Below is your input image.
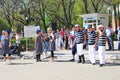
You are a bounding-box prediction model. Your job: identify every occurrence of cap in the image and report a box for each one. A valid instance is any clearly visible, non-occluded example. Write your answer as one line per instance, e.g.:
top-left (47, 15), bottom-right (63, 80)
top-left (97, 25), bottom-right (103, 29)
top-left (36, 29), bottom-right (41, 34)
top-left (74, 24), bottom-right (79, 27)
top-left (5, 30), bottom-right (10, 34)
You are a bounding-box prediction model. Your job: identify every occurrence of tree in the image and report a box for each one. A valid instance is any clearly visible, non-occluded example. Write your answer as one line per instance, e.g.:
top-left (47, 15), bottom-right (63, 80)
top-left (0, 19), bottom-right (10, 33)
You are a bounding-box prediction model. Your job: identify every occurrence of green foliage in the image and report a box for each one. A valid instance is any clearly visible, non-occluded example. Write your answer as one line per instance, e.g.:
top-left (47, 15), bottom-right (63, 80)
top-left (0, 19), bottom-right (10, 33)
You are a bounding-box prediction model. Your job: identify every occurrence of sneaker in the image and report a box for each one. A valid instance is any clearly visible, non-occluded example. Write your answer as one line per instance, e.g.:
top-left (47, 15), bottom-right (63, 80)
top-left (8, 60), bottom-right (11, 65)
top-left (4, 61), bottom-right (7, 65)
top-left (77, 60), bottom-right (81, 63)
top-left (69, 59), bottom-right (75, 62)
top-left (92, 63), bottom-right (96, 65)
top-left (99, 64), bottom-right (105, 67)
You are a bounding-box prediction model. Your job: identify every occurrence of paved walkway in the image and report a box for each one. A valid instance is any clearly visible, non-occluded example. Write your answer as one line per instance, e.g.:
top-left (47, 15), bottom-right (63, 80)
top-left (0, 49), bottom-right (120, 80)
top-left (0, 41), bottom-right (120, 80)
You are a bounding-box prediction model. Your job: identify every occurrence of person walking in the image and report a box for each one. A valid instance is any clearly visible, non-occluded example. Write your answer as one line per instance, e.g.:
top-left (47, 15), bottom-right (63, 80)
top-left (34, 30), bottom-right (43, 62)
top-left (97, 25), bottom-right (106, 67)
top-left (87, 25), bottom-right (98, 65)
top-left (47, 28), bottom-right (55, 62)
top-left (1, 30), bottom-right (11, 65)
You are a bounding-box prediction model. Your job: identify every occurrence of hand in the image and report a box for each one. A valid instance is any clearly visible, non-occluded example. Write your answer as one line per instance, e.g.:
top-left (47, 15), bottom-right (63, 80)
top-left (83, 41), bottom-right (86, 45)
top-left (93, 44), bottom-right (96, 48)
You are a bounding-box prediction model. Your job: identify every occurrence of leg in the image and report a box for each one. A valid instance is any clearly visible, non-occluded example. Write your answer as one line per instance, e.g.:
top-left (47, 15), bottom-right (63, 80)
top-left (81, 54), bottom-right (85, 64)
top-left (51, 51), bottom-right (54, 61)
top-left (99, 46), bottom-right (105, 67)
top-left (3, 54), bottom-right (6, 62)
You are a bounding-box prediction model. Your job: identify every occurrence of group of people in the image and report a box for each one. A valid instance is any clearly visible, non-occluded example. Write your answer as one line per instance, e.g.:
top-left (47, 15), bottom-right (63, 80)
top-left (0, 24), bottom-right (120, 67)
top-left (69, 24), bottom-right (106, 67)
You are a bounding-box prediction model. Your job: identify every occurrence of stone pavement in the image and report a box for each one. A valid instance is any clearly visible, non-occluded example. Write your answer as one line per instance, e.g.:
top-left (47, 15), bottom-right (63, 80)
top-left (0, 41), bottom-right (120, 80)
top-left (0, 49), bottom-right (120, 80)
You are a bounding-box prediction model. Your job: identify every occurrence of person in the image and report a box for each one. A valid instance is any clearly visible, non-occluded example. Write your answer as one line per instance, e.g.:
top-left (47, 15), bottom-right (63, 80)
top-left (34, 30), bottom-right (43, 62)
top-left (69, 26), bottom-right (77, 62)
top-left (47, 28), bottom-right (55, 62)
top-left (74, 24), bottom-right (86, 64)
top-left (106, 26), bottom-right (114, 50)
top-left (64, 28), bottom-right (69, 50)
top-left (97, 25), bottom-right (106, 67)
top-left (87, 25), bottom-right (98, 65)
top-left (15, 32), bottom-right (22, 56)
top-left (43, 34), bottom-right (49, 55)
top-left (1, 30), bottom-right (11, 65)
top-left (118, 26), bottom-right (120, 50)
top-left (61, 28), bottom-right (65, 43)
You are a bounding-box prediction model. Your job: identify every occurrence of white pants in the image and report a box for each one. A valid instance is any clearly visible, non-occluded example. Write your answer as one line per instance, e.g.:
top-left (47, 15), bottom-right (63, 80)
top-left (77, 44), bottom-right (84, 56)
top-left (88, 45), bottom-right (96, 64)
top-left (98, 46), bottom-right (105, 64)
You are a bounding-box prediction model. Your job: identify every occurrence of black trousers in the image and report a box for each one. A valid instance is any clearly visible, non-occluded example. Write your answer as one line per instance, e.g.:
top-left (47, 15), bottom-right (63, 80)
top-left (51, 51), bottom-right (54, 58)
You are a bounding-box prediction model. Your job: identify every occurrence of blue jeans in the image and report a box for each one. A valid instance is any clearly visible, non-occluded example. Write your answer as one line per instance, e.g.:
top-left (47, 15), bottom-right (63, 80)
top-left (44, 41), bottom-right (49, 52)
top-left (107, 36), bottom-right (114, 50)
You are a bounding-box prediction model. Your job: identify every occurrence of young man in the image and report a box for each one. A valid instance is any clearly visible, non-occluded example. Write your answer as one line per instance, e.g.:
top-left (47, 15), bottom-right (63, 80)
top-left (87, 25), bottom-right (98, 65)
top-left (75, 24), bottom-right (86, 63)
top-left (97, 25), bottom-right (106, 67)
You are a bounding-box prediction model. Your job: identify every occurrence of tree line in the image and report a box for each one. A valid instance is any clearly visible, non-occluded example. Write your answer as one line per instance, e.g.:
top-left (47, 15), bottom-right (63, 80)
top-left (0, 0), bottom-right (120, 32)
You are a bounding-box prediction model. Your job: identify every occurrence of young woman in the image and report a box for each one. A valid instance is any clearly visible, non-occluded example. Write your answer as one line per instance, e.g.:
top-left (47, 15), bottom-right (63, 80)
top-left (1, 30), bottom-right (11, 65)
top-left (47, 28), bottom-right (55, 62)
top-left (34, 30), bottom-right (43, 62)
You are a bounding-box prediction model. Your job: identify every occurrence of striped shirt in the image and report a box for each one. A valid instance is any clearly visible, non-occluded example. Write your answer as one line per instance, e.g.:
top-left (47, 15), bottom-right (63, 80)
top-left (74, 30), bottom-right (84, 44)
top-left (88, 31), bottom-right (97, 45)
top-left (98, 31), bottom-right (106, 46)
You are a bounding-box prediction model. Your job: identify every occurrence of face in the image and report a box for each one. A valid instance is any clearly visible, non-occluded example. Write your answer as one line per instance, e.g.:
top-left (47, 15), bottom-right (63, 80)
top-left (5, 31), bottom-right (8, 36)
top-left (47, 29), bottom-right (52, 34)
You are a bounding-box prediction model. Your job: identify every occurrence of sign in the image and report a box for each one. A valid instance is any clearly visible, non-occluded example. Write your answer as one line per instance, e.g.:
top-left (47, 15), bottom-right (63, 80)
top-left (24, 26), bottom-right (40, 38)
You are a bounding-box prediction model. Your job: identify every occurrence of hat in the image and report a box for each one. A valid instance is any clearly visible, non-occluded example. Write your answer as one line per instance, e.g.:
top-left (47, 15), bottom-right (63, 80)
top-left (36, 29), bottom-right (41, 34)
top-left (74, 24), bottom-right (79, 27)
top-left (5, 30), bottom-right (10, 34)
top-left (97, 25), bottom-right (103, 29)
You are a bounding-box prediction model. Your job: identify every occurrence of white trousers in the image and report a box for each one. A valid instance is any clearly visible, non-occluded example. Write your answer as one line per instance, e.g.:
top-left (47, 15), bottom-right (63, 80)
top-left (77, 44), bottom-right (84, 56)
top-left (88, 45), bottom-right (96, 63)
top-left (98, 46), bottom-right (105, 64)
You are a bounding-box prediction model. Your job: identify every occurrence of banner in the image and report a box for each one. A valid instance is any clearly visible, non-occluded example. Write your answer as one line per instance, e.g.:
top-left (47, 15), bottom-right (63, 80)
top-left (24, 26), bottom-right (40, 38)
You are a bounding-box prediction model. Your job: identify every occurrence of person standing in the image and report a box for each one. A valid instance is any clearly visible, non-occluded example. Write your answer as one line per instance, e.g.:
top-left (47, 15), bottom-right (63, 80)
top-left (34, 30), bottom-right (43, 62)
top-left (97, 25), bottom-right (106, 67)
top-left (1, 30), bottom-right (11, 65)
top-left (118, 26), bottom-right (120, 50)
top-left (47, 28), bottom-right (55, 62)
top-left (106, 26), bottom-right (114, 50)
top-left (87, 25), bottom-right (98, 65)
top-left (74, 24), bottom-right (86, 63)
top-left (64, 28), bottom-right (69, 50)
top-left (16, 32), bottom-right (22, 56)
top-left (69, 26), bottom-right (77, 62)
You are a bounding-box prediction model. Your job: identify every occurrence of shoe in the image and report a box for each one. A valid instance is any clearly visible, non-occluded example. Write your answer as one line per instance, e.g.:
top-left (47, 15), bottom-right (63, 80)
top-left (69, 59), bottom-right (75, 62)
top-left (92, 63), bottom-right (96, 65)
top-left (77, 60), bottom-right (81, 63)
top-left (99, 64), bottom-right (105, 67)
top-left (8, 60), bottom-right (11, 65)
top-left (4, 61), bottom-right (7, 65)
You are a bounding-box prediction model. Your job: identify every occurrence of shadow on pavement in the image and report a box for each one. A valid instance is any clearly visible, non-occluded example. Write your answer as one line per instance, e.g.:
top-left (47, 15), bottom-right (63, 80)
top-left (10, 63), bottom-right (33, 65)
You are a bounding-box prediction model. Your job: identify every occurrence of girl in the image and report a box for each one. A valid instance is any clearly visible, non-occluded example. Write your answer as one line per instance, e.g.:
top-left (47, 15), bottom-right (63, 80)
top-left (47, 28), bottom-right (55, 62)
top-left (34, 30), bottom-right (43, 62)
top-left (1, 30), bottom-right (11, 65)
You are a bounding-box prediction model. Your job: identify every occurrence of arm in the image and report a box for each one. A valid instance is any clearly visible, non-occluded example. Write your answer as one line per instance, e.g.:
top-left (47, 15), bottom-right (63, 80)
top-left (34, 36), bottom-right (37, 49)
